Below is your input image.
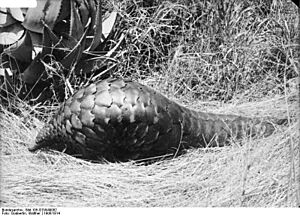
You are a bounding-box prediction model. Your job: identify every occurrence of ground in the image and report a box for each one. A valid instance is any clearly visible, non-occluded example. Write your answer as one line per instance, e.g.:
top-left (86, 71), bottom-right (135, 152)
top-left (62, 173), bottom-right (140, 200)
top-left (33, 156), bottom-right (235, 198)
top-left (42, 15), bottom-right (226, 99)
top-left (0, 81), bottom-right (299, 207)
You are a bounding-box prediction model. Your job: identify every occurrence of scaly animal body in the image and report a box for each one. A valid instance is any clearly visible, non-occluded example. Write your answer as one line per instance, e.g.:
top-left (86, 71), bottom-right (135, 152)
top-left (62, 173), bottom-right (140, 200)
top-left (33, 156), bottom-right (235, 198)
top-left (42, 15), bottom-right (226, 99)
top-left (29, 78), bottom-right (275, 162)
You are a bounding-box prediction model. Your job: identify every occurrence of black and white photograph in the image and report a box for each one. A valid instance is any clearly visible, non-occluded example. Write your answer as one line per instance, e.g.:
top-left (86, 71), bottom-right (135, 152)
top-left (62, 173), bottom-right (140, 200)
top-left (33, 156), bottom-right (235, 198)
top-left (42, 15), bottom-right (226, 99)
top-left (0, 0), bottom-right (299, 210)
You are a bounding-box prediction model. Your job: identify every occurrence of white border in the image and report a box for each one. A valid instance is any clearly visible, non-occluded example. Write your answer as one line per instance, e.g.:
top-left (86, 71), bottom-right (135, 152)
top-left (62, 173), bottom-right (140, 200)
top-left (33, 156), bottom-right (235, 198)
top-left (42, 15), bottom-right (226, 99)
top-left (0, 0), bottom-right (37, 8)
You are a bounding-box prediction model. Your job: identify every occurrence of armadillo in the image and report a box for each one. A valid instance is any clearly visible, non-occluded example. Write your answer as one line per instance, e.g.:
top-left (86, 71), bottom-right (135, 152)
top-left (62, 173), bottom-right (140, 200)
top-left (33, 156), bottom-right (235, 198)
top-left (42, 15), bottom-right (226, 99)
top-left (28, 78), bottom-right (276, 162)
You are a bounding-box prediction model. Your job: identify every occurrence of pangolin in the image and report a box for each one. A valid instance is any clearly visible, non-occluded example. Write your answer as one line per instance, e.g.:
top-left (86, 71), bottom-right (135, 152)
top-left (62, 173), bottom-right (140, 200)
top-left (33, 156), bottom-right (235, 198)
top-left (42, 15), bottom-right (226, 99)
top-left (28, 78), bottom-right (277, 162)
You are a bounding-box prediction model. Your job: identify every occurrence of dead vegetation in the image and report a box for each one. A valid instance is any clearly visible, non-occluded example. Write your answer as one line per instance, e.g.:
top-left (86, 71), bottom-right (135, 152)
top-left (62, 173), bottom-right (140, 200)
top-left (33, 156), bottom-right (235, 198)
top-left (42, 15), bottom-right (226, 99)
top-left (0, 83), bottom-right (299, 207)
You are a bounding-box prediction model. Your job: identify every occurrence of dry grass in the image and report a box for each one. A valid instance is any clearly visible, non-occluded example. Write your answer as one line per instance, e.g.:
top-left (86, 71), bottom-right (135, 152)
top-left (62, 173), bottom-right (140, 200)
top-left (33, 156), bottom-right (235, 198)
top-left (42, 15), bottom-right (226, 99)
top-left (0, 86), bottom-right (299, 207)
top-left (114, 0), bottom-right (299, 102)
